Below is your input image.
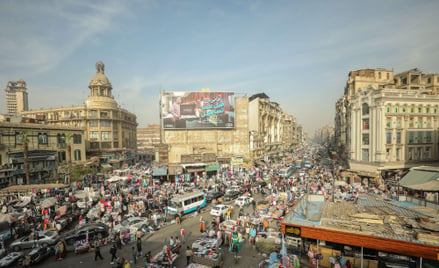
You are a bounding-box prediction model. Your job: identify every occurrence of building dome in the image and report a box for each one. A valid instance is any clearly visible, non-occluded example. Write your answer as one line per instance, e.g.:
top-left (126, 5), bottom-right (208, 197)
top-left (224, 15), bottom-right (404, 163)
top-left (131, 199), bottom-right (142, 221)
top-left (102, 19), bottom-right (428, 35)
top-left (89, 61), bottom-right (112, 88)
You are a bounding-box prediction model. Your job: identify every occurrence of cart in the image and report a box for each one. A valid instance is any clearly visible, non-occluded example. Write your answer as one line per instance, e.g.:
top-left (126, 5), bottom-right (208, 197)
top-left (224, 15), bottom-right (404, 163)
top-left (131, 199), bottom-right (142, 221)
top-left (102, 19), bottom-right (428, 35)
top-left (192, 249), bottom-right (224, 268)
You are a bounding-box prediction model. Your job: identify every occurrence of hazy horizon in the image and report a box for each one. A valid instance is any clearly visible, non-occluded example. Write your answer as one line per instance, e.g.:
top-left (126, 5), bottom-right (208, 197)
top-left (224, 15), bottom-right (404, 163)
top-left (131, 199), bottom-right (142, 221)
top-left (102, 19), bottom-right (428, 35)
top-left (1, 0), bottom-right (439, 134)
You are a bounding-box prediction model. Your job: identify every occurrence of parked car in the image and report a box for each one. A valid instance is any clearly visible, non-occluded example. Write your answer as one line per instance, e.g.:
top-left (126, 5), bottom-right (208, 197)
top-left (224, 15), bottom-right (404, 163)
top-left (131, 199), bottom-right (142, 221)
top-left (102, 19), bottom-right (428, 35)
top-left (27, 247), bottom-right (52, 265)
top-left (235, 196), bottom-right (254, 207)
top-left (206, 192), bottom-right (224, 203)
top-left (0, 252), bottom-right (23, 267)
top-left (64, 223), bottom-right (109, 245)
top-left (10, 231), bottom-right (59, 251)
top-left (210, 204), bottom-right (233, 217)
top-left (113, 217), bottom-right (150, 234)
top-left (223, 191), bottom-right (240, 201)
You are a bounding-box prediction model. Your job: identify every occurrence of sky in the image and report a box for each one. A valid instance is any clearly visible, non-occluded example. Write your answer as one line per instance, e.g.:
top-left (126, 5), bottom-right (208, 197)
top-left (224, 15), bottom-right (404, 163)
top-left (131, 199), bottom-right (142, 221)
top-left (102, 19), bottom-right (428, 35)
top-left (1, 0), bottom-right (439, 134)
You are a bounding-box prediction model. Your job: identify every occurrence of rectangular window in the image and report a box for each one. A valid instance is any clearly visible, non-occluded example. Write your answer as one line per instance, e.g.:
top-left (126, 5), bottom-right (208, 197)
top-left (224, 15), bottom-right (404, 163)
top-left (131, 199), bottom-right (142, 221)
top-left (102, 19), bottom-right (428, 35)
top-left (418, 107), bottom-right (422, 113)
top-left (418, 119), bottom-right (423, 128)
top-left (101, 131), bottom-right (111, 141)
top-left (100, 120), bottom-right (111, 127)
top-left (89, 110), bottom-right (98, 118)
top-left (88, 120), bottom-right (98, 127)
top-left (417, 131), bottom-right (423, 144)
top-left (100, 111), bottom-right (110, 118)
top-left (386, 148), bottom-right (390, 160)
top-left (426, 117), bottom-right (432, 128)
top-left (396, 148), bottom-right (401, 161)
top-left (396, 132), bottom-right (401, 144)
top-left (408, 132), bottom-right (414, 144)
top-left (73, 134), bottom-right (82, 144)
top-left (408, 148), bottom-right (414, 160)
top-left (409, 117), bottom-right (414, 128)
top-left (386, 132), bottom-right (392, 144)
top-left (386, 117), bottom-right (392, 128)
top-left (362, 119), bottom-right (369, 130)
top-left (15, 132), bottom-right (23, 145)
top-left (90, 131), bottom-right (99, 140)
top-left (362, 149), bottom-right (369, 161)
top-left (362, 134), bottom-right (369, 145)
top-left (425, 147), bottom-right (431, 159)
top-left (402, 107), bottom-right (406, 113)
top-left (38, 133), bottom-right (48, 144)
top-left (396, 117), bottom-right (402, 128)
top-left (426, 132), bottom-right (432, 143)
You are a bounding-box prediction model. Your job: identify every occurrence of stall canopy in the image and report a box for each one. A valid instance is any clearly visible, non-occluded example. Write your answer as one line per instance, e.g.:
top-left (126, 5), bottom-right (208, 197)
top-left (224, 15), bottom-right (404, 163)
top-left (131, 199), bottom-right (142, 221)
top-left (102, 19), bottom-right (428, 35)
top-left (152, 168), bottom-right (168, 176)
top-left (205, 163), bottom-right (220, 172)
top-left (399, 166), bottom-right (439, 192)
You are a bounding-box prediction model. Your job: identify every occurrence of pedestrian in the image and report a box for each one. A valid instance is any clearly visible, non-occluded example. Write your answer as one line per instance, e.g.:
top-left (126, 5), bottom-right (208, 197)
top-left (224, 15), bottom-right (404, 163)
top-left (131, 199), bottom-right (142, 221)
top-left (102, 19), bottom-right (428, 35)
top-left (110, 243), bottom-right (118, 264)
top-left (131, 246), bottom-right (137, 264)
top-left (180, 227), bottom-right (186, 243)
top-left (94, 240), bottom-right (104, 261)
top-left (199, 220), bottom-right (205, 233)
top-left (176, 215), bottom-right (181, 225)
top-left (185, 246), bottom-right (193, 265)
top-left (136, 237), bottom-right (142, 257)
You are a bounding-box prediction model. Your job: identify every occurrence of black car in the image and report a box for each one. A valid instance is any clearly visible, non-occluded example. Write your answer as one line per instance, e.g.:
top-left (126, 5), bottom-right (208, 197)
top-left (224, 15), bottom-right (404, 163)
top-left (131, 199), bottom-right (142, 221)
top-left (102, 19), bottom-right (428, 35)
top-left (206, 192), bottom-right (224, 203)
top-left (64, 223), bottom-right (109, 245)
top-left (223, 191), bottom-right (240, 201)
top-left (27, 247), bottom-right (52, 265)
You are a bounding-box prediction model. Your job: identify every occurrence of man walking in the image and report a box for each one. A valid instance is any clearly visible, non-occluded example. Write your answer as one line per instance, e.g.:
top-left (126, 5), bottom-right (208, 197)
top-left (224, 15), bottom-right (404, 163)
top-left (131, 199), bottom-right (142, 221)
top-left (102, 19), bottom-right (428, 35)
top-left (94, 240), bottom-right (103, 261)
top-left (110, 243), bottom-right (118, 264)
top-left (185, 246), bottom-right (193, 265)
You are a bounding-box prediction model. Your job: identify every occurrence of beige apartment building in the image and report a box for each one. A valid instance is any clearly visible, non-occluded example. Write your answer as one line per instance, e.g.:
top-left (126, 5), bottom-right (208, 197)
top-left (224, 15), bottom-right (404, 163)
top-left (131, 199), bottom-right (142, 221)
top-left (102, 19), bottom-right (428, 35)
top-left (335, 68), bottom-right (439, 178)
top-left (0, 121), bottom-right (85, 185)
top-left (248, 93), bottom-right (298, 161)
top-left (22, 62), bottom-right (137, 164)
top-left (5, 80), bottom-right (29, 116)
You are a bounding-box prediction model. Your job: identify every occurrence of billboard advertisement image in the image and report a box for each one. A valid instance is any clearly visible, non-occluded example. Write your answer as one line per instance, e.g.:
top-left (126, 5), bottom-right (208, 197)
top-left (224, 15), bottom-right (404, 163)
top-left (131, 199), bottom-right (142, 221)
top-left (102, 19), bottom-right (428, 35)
top-left (161, 91), bottom-right (235, 129)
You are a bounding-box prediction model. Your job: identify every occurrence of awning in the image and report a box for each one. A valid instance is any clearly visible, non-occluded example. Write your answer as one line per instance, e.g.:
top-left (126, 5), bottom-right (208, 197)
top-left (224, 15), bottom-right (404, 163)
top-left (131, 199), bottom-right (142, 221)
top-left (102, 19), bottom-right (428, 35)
top-left (205, 163), bottom-right (220, 172)
top-left (399, 166), bottom-right (439, 191)
top-left (186, 167), bottom-right (205, 173)
top-left (181, 163), bottom-right (206, 168)
top-left (101, 163), bottom-right (113, 169)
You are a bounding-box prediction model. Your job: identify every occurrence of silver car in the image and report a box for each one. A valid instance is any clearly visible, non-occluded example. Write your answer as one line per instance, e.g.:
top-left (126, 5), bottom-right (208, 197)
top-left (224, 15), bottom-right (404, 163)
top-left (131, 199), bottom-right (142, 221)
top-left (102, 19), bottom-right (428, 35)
top-left (10, 231), bottom-right (59, 251)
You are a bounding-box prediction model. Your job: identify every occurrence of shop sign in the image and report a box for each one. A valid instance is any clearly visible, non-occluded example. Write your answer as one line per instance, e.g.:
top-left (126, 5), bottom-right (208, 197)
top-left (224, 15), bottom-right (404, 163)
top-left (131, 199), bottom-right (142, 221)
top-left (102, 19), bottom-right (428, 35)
top-left (152, 168), bottom-right (167, 176)
top-left (231, 157), bottom-right (243, 166)
top-left (285, 225), bottom-right (301, 237)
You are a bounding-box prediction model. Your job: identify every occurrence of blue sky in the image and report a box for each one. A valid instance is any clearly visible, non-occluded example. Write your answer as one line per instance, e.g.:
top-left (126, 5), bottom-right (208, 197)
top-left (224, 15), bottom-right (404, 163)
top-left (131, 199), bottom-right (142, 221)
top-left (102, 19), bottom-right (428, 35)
top-left (1, 0), bottom-right (438, 134)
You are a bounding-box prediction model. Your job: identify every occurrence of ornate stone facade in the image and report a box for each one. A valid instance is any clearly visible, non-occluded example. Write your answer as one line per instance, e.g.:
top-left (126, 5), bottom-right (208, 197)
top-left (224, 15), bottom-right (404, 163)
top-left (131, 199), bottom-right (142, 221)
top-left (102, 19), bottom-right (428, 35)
top-left (21, 62), bottom-right (137, 163)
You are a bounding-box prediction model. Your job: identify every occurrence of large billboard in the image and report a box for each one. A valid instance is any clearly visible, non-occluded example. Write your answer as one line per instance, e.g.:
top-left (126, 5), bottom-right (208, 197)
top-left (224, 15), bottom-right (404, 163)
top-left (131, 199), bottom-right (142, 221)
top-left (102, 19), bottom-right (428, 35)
top-left (161, 91), bottom-right (235, 129)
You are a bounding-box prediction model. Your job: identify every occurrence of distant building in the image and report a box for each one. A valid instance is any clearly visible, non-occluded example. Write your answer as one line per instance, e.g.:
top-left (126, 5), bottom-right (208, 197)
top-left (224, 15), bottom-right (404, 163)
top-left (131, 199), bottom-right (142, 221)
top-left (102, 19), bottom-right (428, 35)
top-left (137, 124), bottom-right (160, 151)
top-left (21, 62), bottom-right (137, 164)
top-left (5, 80), bottom-right (29, 116)
top-left (0, 121), bottom-right (85, 186)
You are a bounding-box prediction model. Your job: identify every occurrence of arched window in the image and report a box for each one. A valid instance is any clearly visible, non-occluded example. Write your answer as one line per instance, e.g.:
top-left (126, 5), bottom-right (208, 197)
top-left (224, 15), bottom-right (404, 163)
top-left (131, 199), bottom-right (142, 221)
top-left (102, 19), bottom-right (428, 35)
top-left (394, 106), bottom-right (398, 113)
top-left (386, 106), bottom-right (391, 113)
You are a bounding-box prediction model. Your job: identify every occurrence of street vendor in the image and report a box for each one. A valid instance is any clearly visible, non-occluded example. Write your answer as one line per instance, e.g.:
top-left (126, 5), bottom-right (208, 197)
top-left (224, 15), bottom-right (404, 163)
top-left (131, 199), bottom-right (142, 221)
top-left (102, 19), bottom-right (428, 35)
top-left (229, 230), bottom-right (241, 253)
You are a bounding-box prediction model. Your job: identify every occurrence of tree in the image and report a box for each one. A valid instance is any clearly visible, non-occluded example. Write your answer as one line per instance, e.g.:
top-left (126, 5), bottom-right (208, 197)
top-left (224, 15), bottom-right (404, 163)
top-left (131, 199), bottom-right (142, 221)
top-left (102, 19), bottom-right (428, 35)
top-left (64, 133), bottom-right (73, 184)
top-left (21, 133), bottom-right (30, 185)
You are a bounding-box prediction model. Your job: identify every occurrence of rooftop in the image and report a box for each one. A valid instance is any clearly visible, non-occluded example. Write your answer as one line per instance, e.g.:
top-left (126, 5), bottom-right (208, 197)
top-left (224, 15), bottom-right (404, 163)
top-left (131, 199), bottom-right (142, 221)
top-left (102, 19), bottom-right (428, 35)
top-left (283, 193), bottom-right (439, 245)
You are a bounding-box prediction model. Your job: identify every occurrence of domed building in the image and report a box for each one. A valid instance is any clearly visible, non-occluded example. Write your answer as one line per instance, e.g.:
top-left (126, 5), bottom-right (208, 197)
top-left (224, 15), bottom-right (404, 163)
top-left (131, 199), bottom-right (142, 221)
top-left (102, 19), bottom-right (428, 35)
top-left (22, 62), bottom-right (138, 165)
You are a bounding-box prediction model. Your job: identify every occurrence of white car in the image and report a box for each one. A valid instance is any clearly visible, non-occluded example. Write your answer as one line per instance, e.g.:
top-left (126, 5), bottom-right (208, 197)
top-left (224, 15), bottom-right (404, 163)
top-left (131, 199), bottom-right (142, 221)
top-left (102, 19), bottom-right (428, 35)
top-left (210, 204), bottom-right (232, 217)
top-left (113, 217), bottom-right (150, 234)
top-left (0, 252), bottom-right (24, 267)
top-left (235, 196), bottom-right (253, 207)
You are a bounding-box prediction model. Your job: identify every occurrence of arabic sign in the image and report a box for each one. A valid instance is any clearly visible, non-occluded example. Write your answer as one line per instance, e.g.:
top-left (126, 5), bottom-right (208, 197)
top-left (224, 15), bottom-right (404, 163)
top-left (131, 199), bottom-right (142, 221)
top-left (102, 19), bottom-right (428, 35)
top-left (161, 91), bottom-right (235, 129)
top-left (284, 225), bottom-right (302, 237)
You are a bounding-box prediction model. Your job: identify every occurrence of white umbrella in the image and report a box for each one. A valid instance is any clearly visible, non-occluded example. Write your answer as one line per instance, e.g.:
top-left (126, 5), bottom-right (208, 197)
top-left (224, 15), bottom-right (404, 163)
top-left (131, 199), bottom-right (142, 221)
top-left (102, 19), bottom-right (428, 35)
top-left (41, 197), bottom-right (57, 208)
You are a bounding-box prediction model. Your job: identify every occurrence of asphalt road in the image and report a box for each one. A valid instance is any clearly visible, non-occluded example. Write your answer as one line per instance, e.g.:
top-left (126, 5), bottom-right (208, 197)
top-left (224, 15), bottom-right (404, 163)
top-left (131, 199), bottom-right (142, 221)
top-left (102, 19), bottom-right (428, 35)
top-left (10, 194), bottom-right (267, 268)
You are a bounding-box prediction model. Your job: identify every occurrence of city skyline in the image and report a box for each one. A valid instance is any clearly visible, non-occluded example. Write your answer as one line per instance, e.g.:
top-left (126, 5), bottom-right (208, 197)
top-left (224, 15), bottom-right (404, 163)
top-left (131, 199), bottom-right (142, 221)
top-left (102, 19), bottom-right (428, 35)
top-left (1, 0), bottom-right (439, 134)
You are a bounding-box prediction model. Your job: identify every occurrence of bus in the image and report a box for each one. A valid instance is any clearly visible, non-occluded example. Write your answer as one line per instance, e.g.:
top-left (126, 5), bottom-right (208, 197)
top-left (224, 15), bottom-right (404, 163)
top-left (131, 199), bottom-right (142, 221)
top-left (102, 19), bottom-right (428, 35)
top-left (278, 166), bottom-right (295, 178)
top-left (167, 191), bottom-right (206, 217)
